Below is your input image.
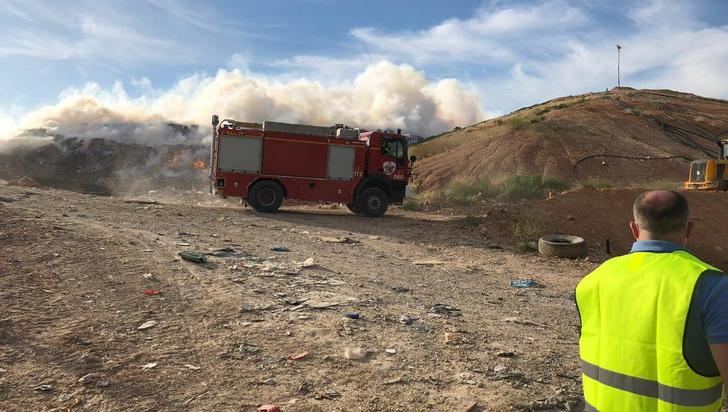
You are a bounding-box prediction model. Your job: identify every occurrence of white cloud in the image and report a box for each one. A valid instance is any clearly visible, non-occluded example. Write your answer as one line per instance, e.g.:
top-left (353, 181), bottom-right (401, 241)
top-left (350, 0), bottom-right (587, 64)
top-left (0, 0), bottom-right (191, 63)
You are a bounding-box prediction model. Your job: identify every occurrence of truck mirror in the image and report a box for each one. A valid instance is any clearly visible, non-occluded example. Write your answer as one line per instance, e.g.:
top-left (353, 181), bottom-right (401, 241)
top-left (410, 155), bottom-right (417, 162)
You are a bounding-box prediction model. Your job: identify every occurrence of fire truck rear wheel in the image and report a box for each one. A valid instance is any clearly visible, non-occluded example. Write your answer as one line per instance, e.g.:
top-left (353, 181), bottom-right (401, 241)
top-left (346, 203), bottom-right (360, 214)
top-left (249, 180), bottom-right (284, 213)
top-left (358, 187), bottom-right (389, 217)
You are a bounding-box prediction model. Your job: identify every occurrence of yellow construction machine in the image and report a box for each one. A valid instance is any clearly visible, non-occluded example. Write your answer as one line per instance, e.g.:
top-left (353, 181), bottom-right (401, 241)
top-left (684, 139), bottom-right (728, 190)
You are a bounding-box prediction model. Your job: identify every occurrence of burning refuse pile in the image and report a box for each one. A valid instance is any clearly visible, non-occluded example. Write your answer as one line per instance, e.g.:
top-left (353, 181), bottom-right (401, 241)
top-left (0, 123), bottom-right (210, 195)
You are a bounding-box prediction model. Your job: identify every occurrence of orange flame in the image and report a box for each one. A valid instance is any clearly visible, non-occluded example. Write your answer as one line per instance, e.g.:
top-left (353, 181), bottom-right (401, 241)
top-left (192, 159), bottom-right (206, 170)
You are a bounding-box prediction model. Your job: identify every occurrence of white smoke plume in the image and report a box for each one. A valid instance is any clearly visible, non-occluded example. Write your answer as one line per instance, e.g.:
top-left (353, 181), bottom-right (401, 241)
top-left (2, 60), bottom-right (483, 144)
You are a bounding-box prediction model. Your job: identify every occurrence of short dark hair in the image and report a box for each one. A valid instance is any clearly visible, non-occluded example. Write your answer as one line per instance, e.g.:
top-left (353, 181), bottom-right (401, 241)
top-left (633, 190), bottom-right (689, 236)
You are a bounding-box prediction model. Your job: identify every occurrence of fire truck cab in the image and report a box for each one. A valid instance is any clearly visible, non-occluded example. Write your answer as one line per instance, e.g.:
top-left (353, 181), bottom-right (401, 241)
top-left (209, 115), bottom-right (414, 217)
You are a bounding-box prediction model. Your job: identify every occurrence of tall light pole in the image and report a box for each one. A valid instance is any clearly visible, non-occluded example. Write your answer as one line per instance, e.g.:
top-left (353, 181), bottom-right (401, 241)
top-left (616, 44), bottom-right (622, 88)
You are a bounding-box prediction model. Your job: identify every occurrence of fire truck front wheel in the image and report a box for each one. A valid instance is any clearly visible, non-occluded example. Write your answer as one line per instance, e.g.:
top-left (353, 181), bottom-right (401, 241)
top-left (248, 180), bottom-right (284, 213)
top-left (358, 187), bottom-right (389, 217)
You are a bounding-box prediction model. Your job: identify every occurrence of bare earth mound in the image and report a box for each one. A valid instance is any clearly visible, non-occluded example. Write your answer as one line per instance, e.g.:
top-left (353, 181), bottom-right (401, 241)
top-left (413, 88), bottom-right (728, 190)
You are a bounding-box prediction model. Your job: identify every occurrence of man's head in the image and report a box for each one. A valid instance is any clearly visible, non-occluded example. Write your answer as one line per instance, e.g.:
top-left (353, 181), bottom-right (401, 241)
top-left (630, 190), bottom-right (692, 243)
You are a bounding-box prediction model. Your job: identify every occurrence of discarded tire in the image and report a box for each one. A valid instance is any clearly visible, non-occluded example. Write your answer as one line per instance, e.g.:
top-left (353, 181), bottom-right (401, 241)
top-left (538, 235), bottom-right (587, 259)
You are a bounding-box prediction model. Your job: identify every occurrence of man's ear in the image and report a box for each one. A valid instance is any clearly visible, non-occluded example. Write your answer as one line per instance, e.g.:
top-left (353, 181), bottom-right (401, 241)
top-left (685, 221), bottom-right (694, 241)
top-left (629, 220), bottom-right (640, 240)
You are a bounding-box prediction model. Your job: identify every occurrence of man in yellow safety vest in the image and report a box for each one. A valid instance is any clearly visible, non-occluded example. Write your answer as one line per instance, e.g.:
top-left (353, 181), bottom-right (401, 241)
top-left (576, 190), bottom-right (728, 411)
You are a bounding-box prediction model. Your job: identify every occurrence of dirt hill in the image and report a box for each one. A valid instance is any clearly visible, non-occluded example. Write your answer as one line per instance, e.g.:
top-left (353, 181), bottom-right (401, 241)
top-left (412, 88), bottom-right (728, 190)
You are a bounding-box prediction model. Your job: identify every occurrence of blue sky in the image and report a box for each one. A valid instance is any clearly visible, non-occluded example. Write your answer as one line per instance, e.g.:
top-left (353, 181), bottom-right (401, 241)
top-left (2, 0), bottom-right (728, 137)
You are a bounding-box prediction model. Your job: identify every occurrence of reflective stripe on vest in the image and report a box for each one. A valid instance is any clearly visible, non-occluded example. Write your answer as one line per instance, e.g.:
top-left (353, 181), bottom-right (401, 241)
top-left (582, 359), bottom-right (723, 407)
top-left (576, 250), bottom-right (724, 411)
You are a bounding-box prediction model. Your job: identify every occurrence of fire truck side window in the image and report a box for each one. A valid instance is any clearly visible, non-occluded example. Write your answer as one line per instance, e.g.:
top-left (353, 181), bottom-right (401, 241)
top-left (383, 140), bottom-right (405, 159)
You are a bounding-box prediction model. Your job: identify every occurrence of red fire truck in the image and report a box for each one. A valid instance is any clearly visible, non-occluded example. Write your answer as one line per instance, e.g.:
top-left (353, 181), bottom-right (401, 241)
top-left (208, 115), bottom-right (415, 217)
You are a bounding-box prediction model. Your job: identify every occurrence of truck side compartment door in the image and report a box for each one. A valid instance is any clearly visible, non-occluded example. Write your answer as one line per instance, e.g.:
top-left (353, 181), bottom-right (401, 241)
top-left (327, 145), bottom-right (355, 180)
top-left (218, 135), bottom-right (262, 173)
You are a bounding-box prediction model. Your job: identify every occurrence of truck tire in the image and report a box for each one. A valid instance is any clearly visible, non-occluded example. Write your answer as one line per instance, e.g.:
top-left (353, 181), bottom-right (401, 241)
top-left (538, 235), bottom-right (587, 259)
top-left (248, 180), bottom-right (284, 213)
top-left (346, 203), bottom-right (360, 214)
top-left (358, 187), bottom-right (388, 217)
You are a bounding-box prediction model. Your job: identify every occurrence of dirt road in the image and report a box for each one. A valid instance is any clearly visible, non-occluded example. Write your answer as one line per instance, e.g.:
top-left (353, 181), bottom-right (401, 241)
top-left (0, 186), bottom-right (592, 411)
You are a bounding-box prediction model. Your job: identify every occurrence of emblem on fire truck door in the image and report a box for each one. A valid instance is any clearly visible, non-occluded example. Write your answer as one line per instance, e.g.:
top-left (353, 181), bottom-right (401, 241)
top-left (383, 161), bottom-right (397, 175)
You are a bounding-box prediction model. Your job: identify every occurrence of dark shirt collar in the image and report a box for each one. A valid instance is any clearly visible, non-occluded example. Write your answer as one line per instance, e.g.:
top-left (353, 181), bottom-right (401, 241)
top-left (630, 240), bottom-right (687, 253)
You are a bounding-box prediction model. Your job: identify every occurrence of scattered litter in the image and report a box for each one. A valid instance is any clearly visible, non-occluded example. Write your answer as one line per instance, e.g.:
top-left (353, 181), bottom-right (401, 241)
top-left (0, 368), bottom-right (6, 373)
top-left (297, 315), bottom-right (311, 320)
top-left (239, 343), bottom-right (260, 353)
top-left (383, 377), bottom-right (403, 385)
top-left (142, 362), bottom-right (158, 370)
top-left (176, 242), bottom-right (191, 247)
top-left (301, 291), bottom-right (357, 309)
top-left (142, 273), bottom-right (154, 279)
top-left (137, 320), bottom-right (158, 330)
top-left (300, 258), bottom-right (315, 268)
top-left (429, 304), bottom-right (462, 317)
top-left (385, 348), bottom-right (397, 354)
top-left (510, 279), bottom-right (543, 288)
top-left (183, 364), bottom-right (201, 370)
top-left (259, 378), bottom-right (277, 385)
top-left (209, 247), bottom-right (246, 258)
top-left (144, 289), bottom-right (161, 296)
top-left (413, 260), bottom-right (444, 266)
top-left (257, 405), bottom-right (281, 412)
top-left (314, 389), bottom-right (342, 400)
top-left (58, 393), bottom-right (72, 402)
top-left (287, 352), bottom-right (310, 361)
top-left (343, 347), bottom-right (366, 360)
top-left (497, 351), bottom-right (516, 358)
top-left (344, 312), bottom-right (360, 320)
top-left (271, 246), bottom-right (290, 252)
top-left (179, 251), bottom-right (207, 263)
top-left (33, 384), bottom-right (53, 392)
top-left (399, 314), bottom-right (415, 325)
top-left (368, 235), bottom-right (380, 240)
top-left (320, 236), bottom-right (358, 244)
top-left (392, 286), bottom-right (411, 293)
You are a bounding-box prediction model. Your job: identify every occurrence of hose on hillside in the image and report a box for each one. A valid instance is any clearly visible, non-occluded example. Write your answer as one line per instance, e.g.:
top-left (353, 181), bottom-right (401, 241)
top-left (571, 154), bottom-right (693, 185)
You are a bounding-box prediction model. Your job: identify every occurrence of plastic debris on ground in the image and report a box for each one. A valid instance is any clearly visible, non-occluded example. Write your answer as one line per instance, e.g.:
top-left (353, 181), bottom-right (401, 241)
top-left (137, 320), bottom-right (158, 330)
top-left (287, 352), bottom-right (310, 361)
top-left (33, 384), bottom-right (53, 392)
top-left (344, 312), bottom-right (360, 319)
top-left (179, 251), bottom-right (207, 263)
top-left (271, 246), bottom-right (290, 252)
top-left (258, 405), bottom-right (281, 412)
top-left (142, 362), bottom-right (158, 370)
top-left (144, 289), bottom-right (161, 295)
top-left (428, 304), bottom-right (462, 317)
top-left (343, 347), bottom-right (366, 360)
top-left (510, 279), bottom-right (543, 288)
